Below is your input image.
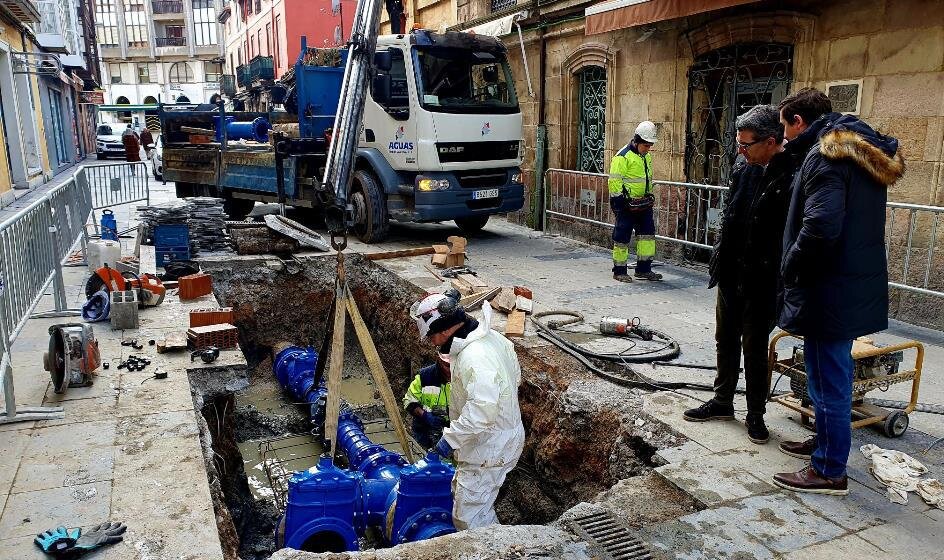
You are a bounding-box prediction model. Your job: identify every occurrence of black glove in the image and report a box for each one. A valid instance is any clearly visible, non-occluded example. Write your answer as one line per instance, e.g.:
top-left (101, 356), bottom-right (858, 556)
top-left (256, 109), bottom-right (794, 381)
top-left (422, 410), bottom-right (447, 428)
top-left (36, 522), bottom-right (127, 558)
top-left (74, 522), bottom-right (127, 553)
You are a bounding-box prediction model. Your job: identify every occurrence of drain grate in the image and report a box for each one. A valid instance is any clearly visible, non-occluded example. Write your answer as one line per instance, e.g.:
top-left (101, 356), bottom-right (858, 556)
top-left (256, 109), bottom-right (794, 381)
top-left (566, 510), bottom-right (653, 560)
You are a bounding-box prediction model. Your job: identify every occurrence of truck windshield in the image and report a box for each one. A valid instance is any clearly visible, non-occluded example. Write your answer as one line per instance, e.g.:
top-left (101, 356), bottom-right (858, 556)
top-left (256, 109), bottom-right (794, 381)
top-left (414, 47), bottom-right (518, 114)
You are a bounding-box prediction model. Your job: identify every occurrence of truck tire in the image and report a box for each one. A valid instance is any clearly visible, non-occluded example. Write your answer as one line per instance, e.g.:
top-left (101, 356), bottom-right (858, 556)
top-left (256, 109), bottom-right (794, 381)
top-left (223, 196), bottom-right (255, 220)
top-left (351, 169), bottom-right (389, 243)
top-left (455, 215), bottom-right (489, 234)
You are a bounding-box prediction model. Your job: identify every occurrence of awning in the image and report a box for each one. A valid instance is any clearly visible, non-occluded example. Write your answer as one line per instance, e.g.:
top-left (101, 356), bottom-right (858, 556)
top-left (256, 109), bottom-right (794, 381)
top-left (466, 10), bottom-right (529, 38)
top-left (98, 104), bottom-right (159, 111)
top-left (585, 0), bottom-right (760, 36)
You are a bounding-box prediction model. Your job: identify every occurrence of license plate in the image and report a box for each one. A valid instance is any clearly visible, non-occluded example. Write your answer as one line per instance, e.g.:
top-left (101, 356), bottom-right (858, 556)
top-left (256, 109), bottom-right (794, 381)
top-left (472, 188), bottom-right (499, 200)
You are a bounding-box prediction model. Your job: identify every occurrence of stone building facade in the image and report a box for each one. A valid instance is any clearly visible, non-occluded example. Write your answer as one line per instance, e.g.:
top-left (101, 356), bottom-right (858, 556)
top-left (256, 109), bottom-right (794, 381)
top-left (454, 0), bottom-right (944, 327)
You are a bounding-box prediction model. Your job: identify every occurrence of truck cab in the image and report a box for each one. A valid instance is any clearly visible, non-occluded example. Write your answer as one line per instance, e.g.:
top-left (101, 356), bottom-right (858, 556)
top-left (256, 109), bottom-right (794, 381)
top-left (353, 30), bottom-right (524, 237)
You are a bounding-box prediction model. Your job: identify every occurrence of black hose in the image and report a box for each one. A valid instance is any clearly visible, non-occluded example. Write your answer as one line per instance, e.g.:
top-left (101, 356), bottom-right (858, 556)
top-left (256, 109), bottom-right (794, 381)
top-left (532, 310), bottom-right (681, 363)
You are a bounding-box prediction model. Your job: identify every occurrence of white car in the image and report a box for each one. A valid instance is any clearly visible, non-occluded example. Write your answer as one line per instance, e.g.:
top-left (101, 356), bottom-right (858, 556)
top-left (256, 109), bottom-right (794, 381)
top-left (95, 124), bottom-right (125, 159)
top-left (148, 135), bottom-right (163, 180)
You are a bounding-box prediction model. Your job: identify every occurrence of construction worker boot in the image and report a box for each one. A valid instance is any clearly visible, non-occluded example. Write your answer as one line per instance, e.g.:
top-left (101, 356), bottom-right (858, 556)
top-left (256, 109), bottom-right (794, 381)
top-left (613, 274), bottom-right (634, 283)
top-left (635, 271), bottom-right (663, 281)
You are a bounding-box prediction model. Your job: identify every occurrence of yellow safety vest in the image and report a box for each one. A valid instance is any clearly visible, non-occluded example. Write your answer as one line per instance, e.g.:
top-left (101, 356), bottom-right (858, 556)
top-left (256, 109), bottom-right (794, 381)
top-left (608, 144), bottom-right (652, 199)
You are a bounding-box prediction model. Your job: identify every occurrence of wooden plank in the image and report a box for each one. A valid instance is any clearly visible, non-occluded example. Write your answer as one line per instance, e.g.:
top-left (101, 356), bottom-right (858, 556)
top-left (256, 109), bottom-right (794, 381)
top-left (505, 310), bottom-right (526, 338)
top-left (181, 126), bottom-right (216, 135)
top-left (345, 286), bottom-right (414, 462)
top-left (458, 273), bottom-right (487, 289)
top-left (365, 246), bottom-right (435, 260)
top-left (460, 287), bottom-right (501, 311)
top-left (450, 278), bottom-right (474, 296)
top-left (323, 284), bottom-right (347, 459)
top-left (138, 245), bottom-right (157, 275)
top-left (157, 331), bottom-right (187, 353)
top-left (424, 263), bottom-right (445, 282)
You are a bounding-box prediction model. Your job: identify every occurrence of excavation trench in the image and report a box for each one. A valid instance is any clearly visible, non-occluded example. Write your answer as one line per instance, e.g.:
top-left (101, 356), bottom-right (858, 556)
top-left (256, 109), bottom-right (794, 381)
top-left (190, 254), bottom-right (692, 559)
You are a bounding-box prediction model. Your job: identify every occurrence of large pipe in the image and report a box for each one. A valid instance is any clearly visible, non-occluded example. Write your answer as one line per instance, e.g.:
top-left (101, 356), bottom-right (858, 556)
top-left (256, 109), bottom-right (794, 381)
top-left (273, 345), bottom-right (455, 552)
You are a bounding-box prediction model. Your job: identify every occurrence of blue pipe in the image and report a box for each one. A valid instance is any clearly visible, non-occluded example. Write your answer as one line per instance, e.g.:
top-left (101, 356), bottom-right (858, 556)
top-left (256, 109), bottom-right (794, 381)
top-left (213, 115), bottom-right (271, 142)
top-left (273, 345), bottom-right (456, 551)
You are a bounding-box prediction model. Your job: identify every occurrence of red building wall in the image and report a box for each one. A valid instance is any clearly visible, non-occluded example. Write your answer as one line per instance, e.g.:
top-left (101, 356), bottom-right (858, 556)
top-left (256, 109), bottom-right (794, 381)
top-left (283, 0), bottom-right (356, 74)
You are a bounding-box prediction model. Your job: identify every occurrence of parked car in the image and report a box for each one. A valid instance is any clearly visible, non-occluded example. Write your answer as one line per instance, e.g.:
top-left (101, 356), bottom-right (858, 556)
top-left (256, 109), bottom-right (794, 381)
top-left (95, 124), bottom-right (125, 159)
top-left (148, 135), bottom-right (163, 180)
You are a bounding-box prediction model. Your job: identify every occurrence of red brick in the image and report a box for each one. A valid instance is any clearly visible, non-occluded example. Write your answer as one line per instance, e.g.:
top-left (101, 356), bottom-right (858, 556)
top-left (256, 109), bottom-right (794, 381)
top-left (189, 307), bottom-right (235, 328)
top-left (179, 273), bottom-right (213, 300)
top-left (187, 323), bottom-right (239, 349)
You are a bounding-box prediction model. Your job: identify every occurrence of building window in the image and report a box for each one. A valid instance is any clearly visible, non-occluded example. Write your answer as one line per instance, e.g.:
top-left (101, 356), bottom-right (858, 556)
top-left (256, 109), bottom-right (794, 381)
top-left (576, 66), bottom-right (606, 174)
top-left (124, 0), bottom-right (149, 48)
top-left (205, 61), bottom-right (223, 82)
top-left (115, 95), bottom-right (132, 123)
top-left (95, 0), bottom-right (119, 48)
top-left (257, 30), bottom-right (263, 55)
top-left (137, 64), bottom-right (152, 83)
top-left (266, 23), bottom-right (272, 56)
top-left (110, 64), bottom-right (122, 84)
top-left (685, 43), bottom-right (793, 185)
top-left (193, 0), bottom-right (218, 46)
top-left (230, 53), bottom-right (236, 73)
top-left (274, 15), bottom-right (281, 69)
top-left (169, 62), bottom-right (194, 83)
top-left (250, 36), bottom-right (256, 58)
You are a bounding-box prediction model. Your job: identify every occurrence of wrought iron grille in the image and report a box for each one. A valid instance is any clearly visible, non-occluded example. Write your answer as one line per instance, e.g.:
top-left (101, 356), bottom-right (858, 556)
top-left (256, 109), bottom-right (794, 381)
top-left (576, 65), bottom-right (606, 174)
top-left (685, 43), bottom-right (793, 186)
top-left (490, 0), bottom-right (517, 12)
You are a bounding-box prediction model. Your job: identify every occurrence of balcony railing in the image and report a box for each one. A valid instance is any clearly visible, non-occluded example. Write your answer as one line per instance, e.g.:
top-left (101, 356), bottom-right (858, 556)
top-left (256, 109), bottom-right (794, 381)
top-left (152, 0), bottom-right (183, 14)
top-left (236, 64), bottom-right (251, 87)
top-left (34, 0), bottom-right (78, 53)
top-left (490, 0), bottom-right (516, 11)
top-left (248, 55), bottom-right (274, 81)
top-left (220, 74), bottom-right (236, 96)
top-left (156, 36), bottom-right (186, 47)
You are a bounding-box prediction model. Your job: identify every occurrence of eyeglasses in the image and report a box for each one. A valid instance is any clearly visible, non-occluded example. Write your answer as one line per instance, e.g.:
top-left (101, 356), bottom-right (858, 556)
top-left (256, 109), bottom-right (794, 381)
top-left (736, 139), bottom-right (765, 151)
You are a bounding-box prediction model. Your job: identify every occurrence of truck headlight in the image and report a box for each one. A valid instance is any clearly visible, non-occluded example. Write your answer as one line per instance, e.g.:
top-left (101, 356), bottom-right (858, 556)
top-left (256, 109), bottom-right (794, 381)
top-left (417, 178), bottom-right (450, 191)
top-left (511, 173), bottom-right (522, 184)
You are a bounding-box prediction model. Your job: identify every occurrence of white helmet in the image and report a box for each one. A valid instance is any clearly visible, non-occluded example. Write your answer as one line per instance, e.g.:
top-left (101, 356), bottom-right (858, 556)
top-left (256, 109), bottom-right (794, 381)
top-left (635, 121), bottom-right (658, 144)
top-left (410, 292), bottom-right (461, 339)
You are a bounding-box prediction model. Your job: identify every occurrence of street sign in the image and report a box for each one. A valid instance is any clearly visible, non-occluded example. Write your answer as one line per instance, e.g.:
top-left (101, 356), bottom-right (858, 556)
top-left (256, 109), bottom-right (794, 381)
top-left (79, 91), bottom-right (105, 105)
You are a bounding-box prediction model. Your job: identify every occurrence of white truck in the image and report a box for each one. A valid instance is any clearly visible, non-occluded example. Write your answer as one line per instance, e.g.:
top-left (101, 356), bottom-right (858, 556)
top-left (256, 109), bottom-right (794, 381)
top-left (160, 29), bottom-right (525, 242)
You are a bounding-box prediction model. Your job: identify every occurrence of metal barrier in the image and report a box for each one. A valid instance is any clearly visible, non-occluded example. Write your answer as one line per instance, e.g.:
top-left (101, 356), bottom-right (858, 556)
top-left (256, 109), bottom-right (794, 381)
top-left (543, 168), bottom-right (944, 298)
top-left (0, 161), bottom-right (148, 424)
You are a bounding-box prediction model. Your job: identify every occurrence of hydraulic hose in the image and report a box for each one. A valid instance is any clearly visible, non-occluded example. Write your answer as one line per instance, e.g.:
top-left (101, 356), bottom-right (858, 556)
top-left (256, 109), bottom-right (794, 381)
top-left (532, 310), bottom-right (680, 362)
top-left (864, 398), bottom-right (944, 416)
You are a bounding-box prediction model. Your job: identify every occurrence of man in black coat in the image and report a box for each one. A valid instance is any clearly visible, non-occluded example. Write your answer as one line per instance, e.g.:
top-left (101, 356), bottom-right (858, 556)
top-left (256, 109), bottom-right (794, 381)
top-left (683, 105), bottom-right (800, 445)
top-left (772, 88), bottom-right (905, 496)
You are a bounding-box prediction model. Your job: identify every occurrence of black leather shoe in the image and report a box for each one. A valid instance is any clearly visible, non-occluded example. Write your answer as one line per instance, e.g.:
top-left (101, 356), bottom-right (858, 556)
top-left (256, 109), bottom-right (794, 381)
top-left (683, 400), bottom-right (735, 422)
top-left (746, 413), bottom-right (769, 444)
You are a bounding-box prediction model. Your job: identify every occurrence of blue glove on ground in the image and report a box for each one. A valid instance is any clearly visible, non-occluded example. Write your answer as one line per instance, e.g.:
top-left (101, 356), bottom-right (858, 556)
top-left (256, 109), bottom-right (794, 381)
top-left (433, 437), bottom-right (453, 459)
top-left (423, 410), bottom-right (447, 428)
top-left (34, 527), bottom-right (80, 557)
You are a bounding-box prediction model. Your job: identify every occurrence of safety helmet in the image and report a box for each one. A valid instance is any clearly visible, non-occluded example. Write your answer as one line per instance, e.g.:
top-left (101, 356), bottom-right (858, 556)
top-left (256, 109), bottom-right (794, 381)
top-left (635, 121), bottom-right (658, 144)
top-left (410, 290), bottom-right (462, 339)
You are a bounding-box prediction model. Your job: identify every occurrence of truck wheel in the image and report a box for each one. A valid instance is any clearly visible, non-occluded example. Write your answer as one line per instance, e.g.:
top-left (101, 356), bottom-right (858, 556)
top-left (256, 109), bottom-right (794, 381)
top-left (223, 196), bottom-right (255, 220)
top-left (455, 215), bottom-right (489, 234)
top-left (351, 170), bottom-right (389, 243)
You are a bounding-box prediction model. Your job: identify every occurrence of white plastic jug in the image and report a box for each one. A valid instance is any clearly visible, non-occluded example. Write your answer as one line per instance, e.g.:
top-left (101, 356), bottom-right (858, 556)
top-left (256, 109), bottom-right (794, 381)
top-left (87, 240), bottom-right (121, 271)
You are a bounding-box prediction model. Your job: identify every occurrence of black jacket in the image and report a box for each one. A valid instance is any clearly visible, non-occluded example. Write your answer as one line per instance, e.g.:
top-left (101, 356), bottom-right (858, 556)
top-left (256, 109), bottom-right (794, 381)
top-left (778, 113), bottom-right (905, 339)
top-left (709, 145), bottom-right (800, 324)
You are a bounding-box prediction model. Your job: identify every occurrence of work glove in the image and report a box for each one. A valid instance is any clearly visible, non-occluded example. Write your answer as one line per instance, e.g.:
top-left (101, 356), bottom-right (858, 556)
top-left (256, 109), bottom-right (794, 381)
top-left (433, 437), bottom-right (453, 460)
top-left (35, 522), bottom-right (127, 558)
top-left (34, 527), bottom-right (80, 557)
top-left (422, 410), bottom-right (448, 428)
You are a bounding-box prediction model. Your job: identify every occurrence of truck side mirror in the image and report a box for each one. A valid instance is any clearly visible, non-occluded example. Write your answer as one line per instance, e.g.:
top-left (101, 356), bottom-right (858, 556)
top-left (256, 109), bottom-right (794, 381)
top-left (372, 74), bottom-right (391, 105)
top-left (374, 50), bottom-right (393, 72)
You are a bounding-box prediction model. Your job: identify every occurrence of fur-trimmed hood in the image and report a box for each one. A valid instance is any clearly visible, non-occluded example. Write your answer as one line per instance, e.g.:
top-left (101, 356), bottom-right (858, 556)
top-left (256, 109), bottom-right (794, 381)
top-left (817, 114), bottom-right (905, 186)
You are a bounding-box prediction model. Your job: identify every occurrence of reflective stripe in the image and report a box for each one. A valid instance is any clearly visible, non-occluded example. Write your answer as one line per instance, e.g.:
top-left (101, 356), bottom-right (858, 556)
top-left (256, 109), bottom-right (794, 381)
top-left (637, 238), bottom-right (656, 258)
top-left (613, 243), bottom-right (629, 263)
top-left (620, 177), bottom-right (647, 183)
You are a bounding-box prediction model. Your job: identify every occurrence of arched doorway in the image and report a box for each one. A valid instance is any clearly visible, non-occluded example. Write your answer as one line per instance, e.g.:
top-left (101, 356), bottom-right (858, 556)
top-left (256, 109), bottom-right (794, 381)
top-left (684, 42), bottom-right (793, 186)
top-left (115, 95), bottom-right (132, 123)
top-left (143, 95), bottom-right (159, 130)
top-left (175, 95), bottom-right (190, 103)
top-left (575, 65), bottom-right (606, 174)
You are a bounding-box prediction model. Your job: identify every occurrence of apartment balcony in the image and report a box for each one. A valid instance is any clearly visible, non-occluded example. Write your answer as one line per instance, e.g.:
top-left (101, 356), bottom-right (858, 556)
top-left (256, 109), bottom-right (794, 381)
top-left (152, 0), bottom-right (184, 20)
top-left (34, 0), bottom-right (77, 54)
top-left (156, 36), bottom-right (186, 47)
top-left (249, 55), bottom-right (273, 81)
top-left (220, 74), bottom-right (236, 97)
top-left (0, 0), bottom-right (41, 23)
top-left (236, 64), bottom-right (250, 88)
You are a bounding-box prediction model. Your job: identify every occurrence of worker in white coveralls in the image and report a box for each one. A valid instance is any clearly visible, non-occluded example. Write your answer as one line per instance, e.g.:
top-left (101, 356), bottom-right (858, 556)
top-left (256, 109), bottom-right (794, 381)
top-left (410, 289), bottom-right (525, 530)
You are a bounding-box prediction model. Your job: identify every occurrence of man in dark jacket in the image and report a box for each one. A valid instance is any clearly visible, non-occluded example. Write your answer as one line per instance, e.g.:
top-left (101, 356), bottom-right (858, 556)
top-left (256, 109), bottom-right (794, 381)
top-left (772, 88), bottom-right (904, 496)
top-left (683, 105), bottom-right (800, 444)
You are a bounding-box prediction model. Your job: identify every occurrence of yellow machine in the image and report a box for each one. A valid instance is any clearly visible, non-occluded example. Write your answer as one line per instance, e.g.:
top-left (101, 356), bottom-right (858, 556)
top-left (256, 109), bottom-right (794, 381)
top-left (767, 332), bottom-right (924, 438)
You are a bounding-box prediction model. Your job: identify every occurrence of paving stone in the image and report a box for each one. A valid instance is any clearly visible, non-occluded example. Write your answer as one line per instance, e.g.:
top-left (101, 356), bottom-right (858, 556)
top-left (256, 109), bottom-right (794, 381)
top-left (640, 513), bottom-right (775, 559)
top-left (115, 369), bottom-right (196, 415)
top-left (96, 516), bottom-right (225, 560)
top-left (857, 512), bottom-right (944, 555)
top-left (32, 396), bottom-right (118, 428)
top-left (13, 447), bottom-right (115, 493)
top-left (782, 533), bottom-right (884, 558)
top-left (694, 493), bottom-right (848, 554)
top-left (654, 440), bottom-right (712, 465)
top-left (655, 452), bottom-right (773, 507)
top-left (0, 481), bottom-right (111, 539)
top-left (0, 534), bottom-right (49, 560)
